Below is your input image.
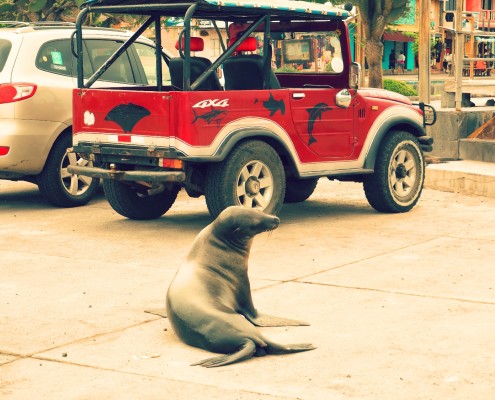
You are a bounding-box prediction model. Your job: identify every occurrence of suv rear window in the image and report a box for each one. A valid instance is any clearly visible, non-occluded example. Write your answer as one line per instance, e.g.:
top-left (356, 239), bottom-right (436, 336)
top-left (0, 39), bottom-right (12, 72)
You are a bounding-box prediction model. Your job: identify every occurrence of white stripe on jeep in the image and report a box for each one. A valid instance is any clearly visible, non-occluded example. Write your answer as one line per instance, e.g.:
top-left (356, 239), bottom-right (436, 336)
top-left (73, 105), bottom-right (423, 176)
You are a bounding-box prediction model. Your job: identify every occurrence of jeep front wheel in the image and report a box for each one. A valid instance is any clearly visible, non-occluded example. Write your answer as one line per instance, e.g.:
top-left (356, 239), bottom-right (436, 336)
top-left (103, 180), bottom-right (180, 220)
top-left (363, 131), bottom-right (425, 213)
top-left (204, 140), bottom-right (285, 218)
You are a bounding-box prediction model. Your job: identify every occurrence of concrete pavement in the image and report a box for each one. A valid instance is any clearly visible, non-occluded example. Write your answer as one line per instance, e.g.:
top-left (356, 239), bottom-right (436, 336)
top-left (1, 178), bottom-right (494, 399)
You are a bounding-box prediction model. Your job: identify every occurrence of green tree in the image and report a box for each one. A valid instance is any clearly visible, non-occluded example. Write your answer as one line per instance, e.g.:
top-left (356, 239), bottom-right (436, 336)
top-left (0, 0), bottom-right (85, 22)
top-left (311, 0), bottom-right (408, 88)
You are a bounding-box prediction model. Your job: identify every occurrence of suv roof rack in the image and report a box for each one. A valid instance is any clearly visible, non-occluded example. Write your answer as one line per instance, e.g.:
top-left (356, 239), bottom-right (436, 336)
top-left (0, 21), bottom-right (75, 29)
top-left (0, 21), bottom-right (31, 28)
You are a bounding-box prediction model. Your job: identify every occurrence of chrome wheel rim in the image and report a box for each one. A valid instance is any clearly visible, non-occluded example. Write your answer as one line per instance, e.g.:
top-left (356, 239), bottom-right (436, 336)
top-left (61, 152), bottom-right (94, 196)
top-left (389, 148), bottom-right (417, 199)
top-left (236, 160), bottom-right (273, 209)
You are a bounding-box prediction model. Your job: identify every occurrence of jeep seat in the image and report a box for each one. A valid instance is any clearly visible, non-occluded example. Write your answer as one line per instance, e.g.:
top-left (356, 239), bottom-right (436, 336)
top-left (169, 37), bottom-right (222, 91)
top-left (223, 37), bottom-right (280, 90)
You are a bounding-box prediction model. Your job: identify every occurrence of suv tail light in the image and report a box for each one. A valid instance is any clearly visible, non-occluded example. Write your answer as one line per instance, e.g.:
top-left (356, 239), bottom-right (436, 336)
top-left (0, 83), bottom-right (37, 104)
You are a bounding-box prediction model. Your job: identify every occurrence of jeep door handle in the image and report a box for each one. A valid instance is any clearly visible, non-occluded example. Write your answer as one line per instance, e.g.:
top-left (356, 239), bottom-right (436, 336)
top-left (292, 93), bottom-right (306, 99)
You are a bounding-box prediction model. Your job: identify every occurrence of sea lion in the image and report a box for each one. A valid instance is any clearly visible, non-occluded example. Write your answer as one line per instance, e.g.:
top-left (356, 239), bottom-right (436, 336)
top-left (166, 206), bottom-right (315, 367)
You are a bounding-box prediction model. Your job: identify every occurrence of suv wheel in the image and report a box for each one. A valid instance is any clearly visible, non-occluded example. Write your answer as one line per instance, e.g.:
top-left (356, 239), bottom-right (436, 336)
top-left (204, 140), bottom-right (285, 218)
top-left (37, 134), bottom-right (100, 207)
top-left (284, 177), bottom-right (318, 203)
top-left (103, 179), bottom-right (180, 220)
top-left (363, 131), bottom-right (425, 213)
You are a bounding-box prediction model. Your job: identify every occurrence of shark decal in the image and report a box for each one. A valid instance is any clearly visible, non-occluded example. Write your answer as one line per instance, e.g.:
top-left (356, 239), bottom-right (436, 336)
top-left (105, 103), bottom-right (151, 133)
top-left (192, 107), bottom-right (227, 127)
top-left (262, 93), bottom-right (285, 116)
top-left (306, 102), bottom-right (332, 145)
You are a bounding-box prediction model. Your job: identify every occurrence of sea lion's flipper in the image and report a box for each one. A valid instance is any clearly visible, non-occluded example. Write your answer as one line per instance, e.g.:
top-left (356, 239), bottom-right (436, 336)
top-left (191, 340), bottom-right (257, 368)
top-left (265, 342), bottom-right (316, 355)
top-left (247, 312), bottom-right (309, 327)
top-left (144, 308), bottom-right (167, 318)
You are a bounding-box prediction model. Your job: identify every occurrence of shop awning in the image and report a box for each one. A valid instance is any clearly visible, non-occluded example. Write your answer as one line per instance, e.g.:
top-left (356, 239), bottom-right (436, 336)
top-left (383, 31), bottom-right (415, 42)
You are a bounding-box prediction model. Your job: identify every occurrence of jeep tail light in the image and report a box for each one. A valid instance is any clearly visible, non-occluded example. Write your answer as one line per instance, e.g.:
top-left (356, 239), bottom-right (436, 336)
top-left (0, 83), bottom-right (37, 104)
top-left (0, 146), bottom-right (9, 156)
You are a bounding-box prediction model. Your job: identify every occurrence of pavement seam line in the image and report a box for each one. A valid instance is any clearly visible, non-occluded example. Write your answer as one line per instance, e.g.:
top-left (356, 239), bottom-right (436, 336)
top-left (20, 316), bottom-right (163, 360)
top-left (294, 281), bottom-right (495, 305)
top-left (23, 355), bottom-right (295, 399)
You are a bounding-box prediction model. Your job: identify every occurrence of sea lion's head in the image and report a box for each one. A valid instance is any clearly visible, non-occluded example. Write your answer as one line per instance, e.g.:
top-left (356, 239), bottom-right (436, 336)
top-left (214, 206), bottom-right (279, 240)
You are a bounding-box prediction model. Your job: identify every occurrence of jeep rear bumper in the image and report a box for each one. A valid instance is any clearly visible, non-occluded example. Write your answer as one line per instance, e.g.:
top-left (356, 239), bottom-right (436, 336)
top-left (67, 165), bottom-right (185, 182)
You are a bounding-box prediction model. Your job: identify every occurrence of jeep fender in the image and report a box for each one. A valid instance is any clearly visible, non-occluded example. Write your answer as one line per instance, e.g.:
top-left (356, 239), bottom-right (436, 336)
top-left (212, 127), bottom-right (292, 161)
top-left (362, 107), bottom-right (425, 171)
top-left (181, 116), bottom-right (295, 163)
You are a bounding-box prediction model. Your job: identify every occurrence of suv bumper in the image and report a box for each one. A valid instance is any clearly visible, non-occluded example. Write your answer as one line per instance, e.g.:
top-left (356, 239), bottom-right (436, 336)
top-left (0, 118), bottom-right (65, 178)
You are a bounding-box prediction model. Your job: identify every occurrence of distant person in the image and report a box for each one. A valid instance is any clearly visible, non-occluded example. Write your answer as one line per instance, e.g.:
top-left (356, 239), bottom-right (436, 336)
top-left (443, 50), bottom-right (452, 73)
top-left (397, 51), bottom-right (406, 73)
top-left (388, 49), bottom-right (396, 74)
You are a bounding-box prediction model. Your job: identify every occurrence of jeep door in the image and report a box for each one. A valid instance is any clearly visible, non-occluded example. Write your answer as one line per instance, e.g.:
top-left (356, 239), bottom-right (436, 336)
top-left (288, 87), bottom-right (354, 159)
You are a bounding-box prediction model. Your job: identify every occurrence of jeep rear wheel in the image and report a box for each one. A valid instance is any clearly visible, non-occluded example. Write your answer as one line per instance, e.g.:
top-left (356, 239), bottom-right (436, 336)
top-left (37, 134), bottom-right (100, 207)
top-left (284, 177), bottom-right (318, 203)
top-left (103, 179), bottom-right (180, 220)
top-left (363, 131), bottom-right (425, 213)
top-left (204, 140), bottom-right (285, 218)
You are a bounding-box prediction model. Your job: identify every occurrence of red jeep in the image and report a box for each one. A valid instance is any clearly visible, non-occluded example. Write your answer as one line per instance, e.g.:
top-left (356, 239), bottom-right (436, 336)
top-left (70, 0), bottom-right (435, 219)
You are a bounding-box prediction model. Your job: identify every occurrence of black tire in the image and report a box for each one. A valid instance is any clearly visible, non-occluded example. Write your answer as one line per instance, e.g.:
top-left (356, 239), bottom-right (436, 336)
top-left (37, 134), bottom-right (100, 207)
top-left (204, 140), bottom-right (285, 218)
top-left (284, 177), bottom-right (318, 203)
top-left (363, 131), bottom-right (425, 213)
top-left (103, 180), bottom-right (180, 220)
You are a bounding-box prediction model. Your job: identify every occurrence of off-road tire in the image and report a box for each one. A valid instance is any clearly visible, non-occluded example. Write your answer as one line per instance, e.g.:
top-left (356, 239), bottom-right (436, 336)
top-left (204, 140), bottom-right (285, 218)
top-left (37, 134), bottom-right (100, 207)
top-left (284, 177), bottom-right (318, 203)
top-left (103, 180), bottom-right (180, 220)
top-left (363, 131), bottom-right (425, 213)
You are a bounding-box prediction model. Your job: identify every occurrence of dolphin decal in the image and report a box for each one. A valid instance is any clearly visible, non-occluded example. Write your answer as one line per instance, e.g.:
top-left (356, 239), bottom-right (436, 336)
top-left (262, 93), bottom-right (285, 116)
top-left (192, 107), bottom-right (227, 127)
top-left (105, 103), bottom-right (151, 133)
top-left (306, 102), bottom-right (332, 145)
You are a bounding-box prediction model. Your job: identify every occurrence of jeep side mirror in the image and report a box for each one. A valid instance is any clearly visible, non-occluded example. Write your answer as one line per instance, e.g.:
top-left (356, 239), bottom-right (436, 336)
top-left (349, 62), bottom-right (360, 90)
top-left (336, 89), bottom-right (352, 108)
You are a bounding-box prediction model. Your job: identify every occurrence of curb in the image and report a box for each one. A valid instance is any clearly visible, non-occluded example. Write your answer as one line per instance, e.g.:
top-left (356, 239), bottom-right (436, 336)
top-left (425, 160), bottom-right (495, 198)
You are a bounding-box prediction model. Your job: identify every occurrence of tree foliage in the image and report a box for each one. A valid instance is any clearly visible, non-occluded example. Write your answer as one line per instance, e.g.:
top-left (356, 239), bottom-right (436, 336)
top-left (0, 0), bottom-right (85, 22)
top-left (311, 0), bottom-right (408, 88)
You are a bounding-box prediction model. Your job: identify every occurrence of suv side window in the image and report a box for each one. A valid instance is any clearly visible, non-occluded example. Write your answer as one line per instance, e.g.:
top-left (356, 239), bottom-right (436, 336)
top-left (0, 39), bottom-right (12, 72)
top-left (133, 42), bottom-right (171, 86)
top-left (85, 39), bottom-right (135, 83)
top-left (36, 39), bottom-right (74, 76)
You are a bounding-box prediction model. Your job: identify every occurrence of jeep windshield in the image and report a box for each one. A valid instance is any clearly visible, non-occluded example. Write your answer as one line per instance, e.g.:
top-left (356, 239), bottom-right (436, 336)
top-left (75, 0), bottom-right (355, 91)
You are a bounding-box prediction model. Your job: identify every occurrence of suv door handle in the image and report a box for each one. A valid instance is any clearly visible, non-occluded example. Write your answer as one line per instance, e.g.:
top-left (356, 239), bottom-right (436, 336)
top-left (292, 93), bottom-right (305, 99)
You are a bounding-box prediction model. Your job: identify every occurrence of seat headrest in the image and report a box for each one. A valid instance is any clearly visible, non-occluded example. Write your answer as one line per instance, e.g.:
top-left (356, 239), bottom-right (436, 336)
top-left (228, 36), bottom-right (257, 52)
top-left (175, 36), bottom-right (204, 52)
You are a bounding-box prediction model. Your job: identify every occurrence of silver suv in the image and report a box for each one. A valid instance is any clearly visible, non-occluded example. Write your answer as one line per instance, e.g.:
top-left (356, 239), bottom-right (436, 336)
top-left (0, 22), bottom-right (171, 207)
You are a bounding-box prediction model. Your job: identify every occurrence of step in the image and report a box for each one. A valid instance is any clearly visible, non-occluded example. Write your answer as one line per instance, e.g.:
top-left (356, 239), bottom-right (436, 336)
top-left (424, 160), bottom-right (495, 198)
top-left (459, 139), bottom-right (495, 162)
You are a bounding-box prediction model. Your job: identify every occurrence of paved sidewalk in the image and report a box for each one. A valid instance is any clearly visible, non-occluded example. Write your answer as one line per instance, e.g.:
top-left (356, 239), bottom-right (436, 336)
top-left (1, 179), bottom-right (494, 399)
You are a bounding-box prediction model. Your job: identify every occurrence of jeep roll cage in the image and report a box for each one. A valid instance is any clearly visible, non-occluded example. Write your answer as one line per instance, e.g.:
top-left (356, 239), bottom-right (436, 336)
top-left (75, 0), bottom-right (352, 91)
